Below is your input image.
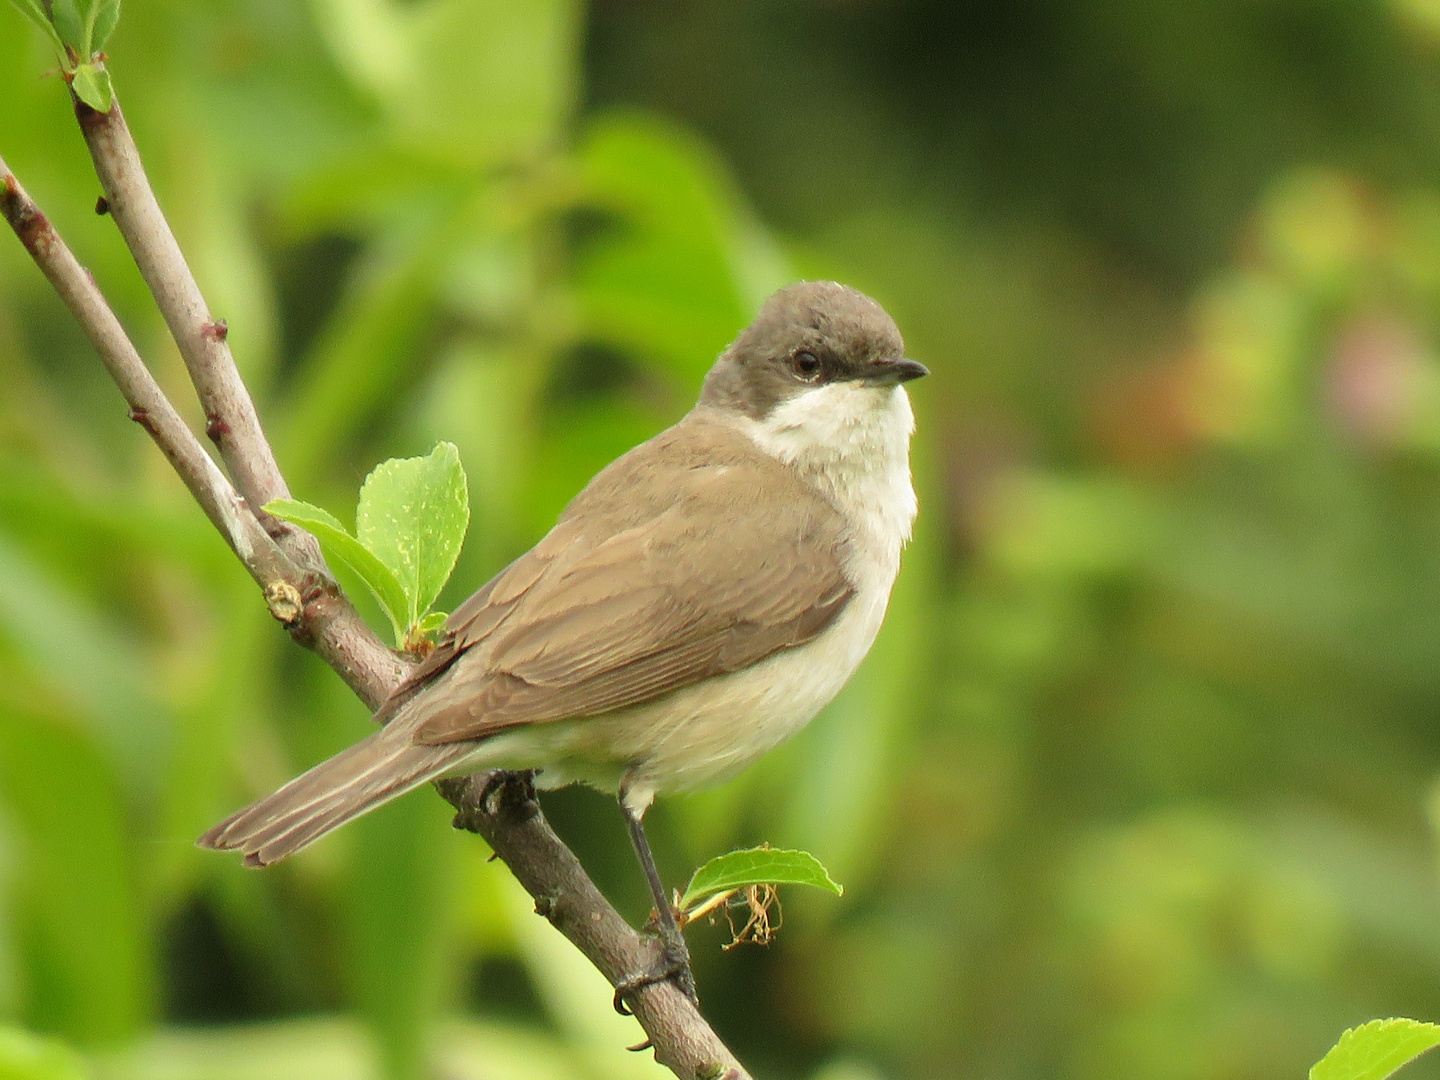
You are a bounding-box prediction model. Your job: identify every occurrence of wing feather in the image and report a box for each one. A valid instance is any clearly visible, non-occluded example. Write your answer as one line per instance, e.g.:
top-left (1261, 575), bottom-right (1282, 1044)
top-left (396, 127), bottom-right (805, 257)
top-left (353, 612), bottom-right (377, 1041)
top-left (392, 416), bottom-right (854, 744)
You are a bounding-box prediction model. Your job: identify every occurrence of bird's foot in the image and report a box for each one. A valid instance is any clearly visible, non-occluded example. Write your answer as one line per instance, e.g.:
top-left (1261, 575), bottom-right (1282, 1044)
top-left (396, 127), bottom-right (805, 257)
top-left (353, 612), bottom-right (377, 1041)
top-left (442, 769), bottom-right (539, 834)
top-left (613, 928), bottom-right (697, 1014)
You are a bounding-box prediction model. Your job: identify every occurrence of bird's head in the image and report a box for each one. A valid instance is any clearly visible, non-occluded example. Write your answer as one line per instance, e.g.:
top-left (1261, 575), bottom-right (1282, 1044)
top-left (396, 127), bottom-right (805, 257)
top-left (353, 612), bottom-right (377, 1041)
top-left (698, 281), bottom-right (925, 477)
top-left (699, 281), bottom-right (926, 425)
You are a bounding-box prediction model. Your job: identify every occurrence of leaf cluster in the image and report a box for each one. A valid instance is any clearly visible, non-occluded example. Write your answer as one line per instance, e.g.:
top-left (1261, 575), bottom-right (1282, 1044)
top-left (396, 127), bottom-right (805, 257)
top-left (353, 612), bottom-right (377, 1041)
top-left (267, 443), bottom-right (467, 651)
top-left (8, 0), bottom-right (118, 109)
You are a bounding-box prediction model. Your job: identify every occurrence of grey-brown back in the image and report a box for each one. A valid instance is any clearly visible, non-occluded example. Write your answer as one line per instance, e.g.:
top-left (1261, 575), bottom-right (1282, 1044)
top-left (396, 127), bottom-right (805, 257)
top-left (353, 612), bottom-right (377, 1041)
top-left (396, 410), bottom-right (855, 744)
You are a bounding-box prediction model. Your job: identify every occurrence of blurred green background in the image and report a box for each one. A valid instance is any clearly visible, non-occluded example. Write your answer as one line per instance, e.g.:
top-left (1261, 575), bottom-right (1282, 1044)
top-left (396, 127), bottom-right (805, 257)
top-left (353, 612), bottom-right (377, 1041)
top-left (7, 1), bottom-right (1440, 1077)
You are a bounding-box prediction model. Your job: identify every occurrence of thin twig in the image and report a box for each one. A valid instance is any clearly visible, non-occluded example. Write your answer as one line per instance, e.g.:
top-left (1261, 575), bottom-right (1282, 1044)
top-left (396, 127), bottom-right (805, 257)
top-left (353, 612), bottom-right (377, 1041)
top-left (0, 154), bottom-right (403, 707)
top-left (70, 87), bottom-right (404, 706)
top-left (70, 92), bottom-right (311, 560)
top-left (0, 159), bottom-right (283, 581)
top-left (2, 101), bottom-right (753, 1077)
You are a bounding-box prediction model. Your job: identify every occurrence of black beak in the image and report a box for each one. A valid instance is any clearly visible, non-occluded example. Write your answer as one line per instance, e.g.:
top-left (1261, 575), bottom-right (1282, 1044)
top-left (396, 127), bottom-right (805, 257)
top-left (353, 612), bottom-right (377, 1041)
top-left (863, 357), bottom-right (928, 385)
top-left (893, 358), bottom-right (929, 382)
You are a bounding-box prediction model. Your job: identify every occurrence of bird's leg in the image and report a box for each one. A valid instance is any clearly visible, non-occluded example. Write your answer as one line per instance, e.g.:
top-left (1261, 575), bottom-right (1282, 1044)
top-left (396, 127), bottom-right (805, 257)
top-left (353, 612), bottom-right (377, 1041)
top-left (612, 795), bottom-right (697, 1012)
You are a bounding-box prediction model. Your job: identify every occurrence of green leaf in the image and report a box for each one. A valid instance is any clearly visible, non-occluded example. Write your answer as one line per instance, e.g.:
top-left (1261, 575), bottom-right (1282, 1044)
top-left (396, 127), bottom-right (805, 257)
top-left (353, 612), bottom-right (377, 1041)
top-left (576, 115), bottom-right (759, 387)
top-left (6, 0), bottom-right (66, 56)
top-left (403, 611), bottom-right (449, 651)
top-left (355, 443), bottom-right (469, 629)
top-left (77, 0), bottom-right (102, 54)
top-left (263, 498), bottom-right (410, 647)
top-left (0, 531), bottom-right (169, 798)
top-left (90, 0), bottom-right (119, 52)
top-left (1311, 1019), bottom-right (1440, 1080)
top-left (346, 784), bottom-right (451, 1080)
top-left (48, 0), bottom-right (83, 53)
top-left (69, 64), bottom-right (112, 112)
top-left (0, 1028), bottom-right (90, 1080)
top-left (680, 846), bottom-right (843, 909)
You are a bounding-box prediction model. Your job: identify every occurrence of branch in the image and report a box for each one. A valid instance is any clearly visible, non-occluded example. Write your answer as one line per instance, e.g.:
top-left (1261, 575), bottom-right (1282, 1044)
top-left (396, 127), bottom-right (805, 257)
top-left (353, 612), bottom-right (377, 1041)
top-left (0, 160), bottom-right (273, 574)
top-left (71, 95), bottom-right (312, 563)
top-left (0, 152), bottom-right (403, 707)
top-left (441, 774), bottom-right (750, 1080)
top-left (1, 97), bottom-right (754, 1080)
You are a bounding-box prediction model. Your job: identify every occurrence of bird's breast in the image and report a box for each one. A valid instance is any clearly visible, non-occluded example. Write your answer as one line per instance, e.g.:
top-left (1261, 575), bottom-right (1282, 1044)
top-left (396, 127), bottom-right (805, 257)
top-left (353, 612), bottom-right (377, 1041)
top-left (537, 539), bottom-right (901, 804)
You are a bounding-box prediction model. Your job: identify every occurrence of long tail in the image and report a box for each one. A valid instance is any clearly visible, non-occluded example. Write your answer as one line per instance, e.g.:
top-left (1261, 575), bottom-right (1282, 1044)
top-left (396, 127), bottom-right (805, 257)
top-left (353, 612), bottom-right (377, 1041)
top-left (198, 723), bottom-right (476, 867)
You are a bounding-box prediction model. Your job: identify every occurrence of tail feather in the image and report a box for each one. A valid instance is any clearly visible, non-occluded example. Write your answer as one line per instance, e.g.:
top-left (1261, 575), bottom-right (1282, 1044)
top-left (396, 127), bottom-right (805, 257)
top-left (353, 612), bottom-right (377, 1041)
top-left (199, 726), bottom-right (475, 866)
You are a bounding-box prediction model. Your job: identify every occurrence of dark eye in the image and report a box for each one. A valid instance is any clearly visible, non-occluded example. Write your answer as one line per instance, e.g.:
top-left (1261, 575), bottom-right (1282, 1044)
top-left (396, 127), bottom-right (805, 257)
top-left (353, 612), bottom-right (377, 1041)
top-left (791, 350), bottom-right (821, 382)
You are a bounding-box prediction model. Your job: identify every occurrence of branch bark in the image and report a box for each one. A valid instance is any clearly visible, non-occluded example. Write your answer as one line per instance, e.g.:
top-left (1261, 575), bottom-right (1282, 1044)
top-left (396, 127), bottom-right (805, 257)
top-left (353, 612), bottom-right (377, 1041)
top-left (72, 97), bottom-right (301, 546)
top-left (1, 90), bottom-right (753, 1080)
top-left (0, 158), bottom-right (283, 583)
top-left (441, 774), bottom-right (749, 1080)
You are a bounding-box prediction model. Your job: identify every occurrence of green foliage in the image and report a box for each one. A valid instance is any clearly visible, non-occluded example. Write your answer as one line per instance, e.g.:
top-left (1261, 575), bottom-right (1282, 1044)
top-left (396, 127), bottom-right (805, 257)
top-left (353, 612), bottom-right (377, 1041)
top-left (9, 0), bottom-right (119, 109)
top-left (93, 1017), bottom-right (625, 1080)
top-left (265, 498), bottom-right (412, 645)
top-left (9, 2), bottom-right (1440, 1080)
top-left (354, 444), bottom-right (468, 636)
top-left (0, 713), bottom-right (150, 1044)
top-left (266, 443), bottom-right (468, 650)
top-left (88, 0), bottom-right (118, 54)
top-left (1311, 1019), bottom-right (1440, 1080)
top-left (47, 0), bottom-right (85, 58)
top-left (345, 791), bottom-right (453, 1080)
top-left (680, 847), bottom-right (842, 910)
top-left (49, 0), bottom-right (119, 59)
top-left (66, 65), bottom-right (111, 113)
top-left (575, 115), bottom-right (788, 385)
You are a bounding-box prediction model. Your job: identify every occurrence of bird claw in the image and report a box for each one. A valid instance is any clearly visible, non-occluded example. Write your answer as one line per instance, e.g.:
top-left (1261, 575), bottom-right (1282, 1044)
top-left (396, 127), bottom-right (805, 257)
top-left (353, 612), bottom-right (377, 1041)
top-left (612, 933), bottom-right (697, 1015)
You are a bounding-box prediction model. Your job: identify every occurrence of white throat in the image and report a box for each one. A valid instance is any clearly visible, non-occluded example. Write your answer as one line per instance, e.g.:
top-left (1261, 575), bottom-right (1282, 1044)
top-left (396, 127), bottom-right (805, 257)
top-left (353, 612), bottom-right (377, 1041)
top-left (736, 382), bottom-right (918, 582)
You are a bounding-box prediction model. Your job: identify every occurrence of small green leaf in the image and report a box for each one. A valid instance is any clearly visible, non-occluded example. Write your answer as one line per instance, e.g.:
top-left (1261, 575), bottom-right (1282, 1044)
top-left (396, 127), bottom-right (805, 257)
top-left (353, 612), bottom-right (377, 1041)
top-left (77, 0), bottom-right (103, 53)
top-left (49, 0), bottom-right (83, 53)
top-left (7, 0), bottom-right (67, 56)
top-left (680, 846), bottom-right (843, 909)
top-left (264, 498), bottom-right (411, 647)
top-left (90, 0), bottom-right (119, 52)
top-left (69, 64), bottom-right (112, 112)
top-left (416, 611), bottom-right (448, 635)
top-left (356, 443), bottom-right (469, 628)
top-left (1311, 1019), bottom-right (1440, 1080)
top-left (0, 1027), bottom-right (91, 1080)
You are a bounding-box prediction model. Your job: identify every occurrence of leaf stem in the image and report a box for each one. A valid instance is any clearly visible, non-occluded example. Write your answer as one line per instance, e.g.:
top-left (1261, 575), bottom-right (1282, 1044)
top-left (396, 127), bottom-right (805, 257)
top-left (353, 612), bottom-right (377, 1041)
top-left (682, 889), bottom-right (738, 926)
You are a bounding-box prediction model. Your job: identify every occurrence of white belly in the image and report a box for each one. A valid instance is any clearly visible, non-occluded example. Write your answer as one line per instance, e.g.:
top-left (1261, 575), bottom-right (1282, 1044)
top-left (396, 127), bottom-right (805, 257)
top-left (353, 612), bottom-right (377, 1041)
top-left (486, 571), bottom-right (895, 809)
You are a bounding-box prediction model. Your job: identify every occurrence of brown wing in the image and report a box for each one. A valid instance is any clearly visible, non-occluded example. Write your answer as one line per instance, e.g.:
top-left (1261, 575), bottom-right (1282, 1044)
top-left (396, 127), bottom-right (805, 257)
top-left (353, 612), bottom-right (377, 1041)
top-left (401, 415), bottom-right (854, 745)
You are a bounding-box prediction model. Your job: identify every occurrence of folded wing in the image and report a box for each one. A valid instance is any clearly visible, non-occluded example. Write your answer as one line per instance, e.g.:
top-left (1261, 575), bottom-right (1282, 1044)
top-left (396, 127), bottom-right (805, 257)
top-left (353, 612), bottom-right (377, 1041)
top-left (406, 417), bottom-right (855, 744)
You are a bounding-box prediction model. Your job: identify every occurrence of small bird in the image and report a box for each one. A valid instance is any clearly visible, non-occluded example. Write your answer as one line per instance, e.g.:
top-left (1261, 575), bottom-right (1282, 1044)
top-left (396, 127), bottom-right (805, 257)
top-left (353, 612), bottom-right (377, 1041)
top-left (200, 280), bottom-right (925, 999)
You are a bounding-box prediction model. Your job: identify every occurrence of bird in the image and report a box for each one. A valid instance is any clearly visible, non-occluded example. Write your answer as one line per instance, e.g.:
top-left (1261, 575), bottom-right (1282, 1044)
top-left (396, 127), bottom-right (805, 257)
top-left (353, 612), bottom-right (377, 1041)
top-left (199, 279), bottom-right (926, 1001)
